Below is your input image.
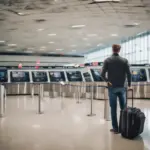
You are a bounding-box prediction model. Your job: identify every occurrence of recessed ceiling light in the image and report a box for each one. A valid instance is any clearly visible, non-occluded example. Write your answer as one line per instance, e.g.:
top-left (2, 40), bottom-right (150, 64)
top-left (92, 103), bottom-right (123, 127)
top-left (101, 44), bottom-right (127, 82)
top-left (111, 34), bottom-right (118, 37)
top-left (83, 38), bottom-right (88, 41)
top-left (0, 40), bottom-right (5, 43)
top-left (48, 41), bottom-right (55, 44)
top-left (72, 50), bottom-right (76, 52)
top-left (87, 43), bottom-right (91, 46)
top-left (56, 49), bottom-right (63, 51)
top-left (48, 33), bottom-right (56, 36)
top-left (97, 43), bottom-right (103, 47)
top-left (41, 46), bottom-right (46, 49)
top-left (134, 22), bottom-right (139, 26)
top-left (32, 124), bottom-right (41, 128)
top-left (18, 12), bottom-right (25, 16)
top-left (71, 45), bottom-right (77, 47)
top-left (0, 40), bottom-right (6, 46)
top-left (27, 47), bottom-right (34, 50)
top-left (8, 44), bottom-right (17, 47)
top-left (6, 49), bottom-right (15, 52)
top-left (37, 28), bottom-right (44, 31)
top-left (87, 34), bottom-right (97, 37)
top-left (40, 46), bottom-right (46, 51)
top-left (71, 25), bottom-right (86, 28)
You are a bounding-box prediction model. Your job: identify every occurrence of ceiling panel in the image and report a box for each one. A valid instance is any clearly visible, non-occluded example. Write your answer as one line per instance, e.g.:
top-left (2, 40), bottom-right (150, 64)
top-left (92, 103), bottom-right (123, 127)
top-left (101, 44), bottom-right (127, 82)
top-left (0, 0), bottom-right (150, 55)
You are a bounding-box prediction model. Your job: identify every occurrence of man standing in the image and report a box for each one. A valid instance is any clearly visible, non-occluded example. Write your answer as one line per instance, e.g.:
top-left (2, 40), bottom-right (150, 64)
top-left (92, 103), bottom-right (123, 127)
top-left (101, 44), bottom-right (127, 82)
top-left (101, 44), bottom-right (131, 134)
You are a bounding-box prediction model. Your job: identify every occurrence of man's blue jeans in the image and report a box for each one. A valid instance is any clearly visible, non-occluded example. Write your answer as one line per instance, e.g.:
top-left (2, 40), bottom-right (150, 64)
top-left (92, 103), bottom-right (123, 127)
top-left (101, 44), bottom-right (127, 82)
top-left (108, 87), bottom-right (126, 130)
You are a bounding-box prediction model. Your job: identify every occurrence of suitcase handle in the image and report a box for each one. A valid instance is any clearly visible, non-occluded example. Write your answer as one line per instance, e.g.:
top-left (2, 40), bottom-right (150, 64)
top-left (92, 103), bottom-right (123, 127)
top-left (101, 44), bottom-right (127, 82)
top-left (126, 88), bottom-right (134, 108)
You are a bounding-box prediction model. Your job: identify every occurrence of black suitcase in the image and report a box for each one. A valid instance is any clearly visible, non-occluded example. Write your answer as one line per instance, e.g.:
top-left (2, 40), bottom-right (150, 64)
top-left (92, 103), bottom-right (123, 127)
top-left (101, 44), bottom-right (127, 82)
top-left (119, 89), bottom-right (146, 139)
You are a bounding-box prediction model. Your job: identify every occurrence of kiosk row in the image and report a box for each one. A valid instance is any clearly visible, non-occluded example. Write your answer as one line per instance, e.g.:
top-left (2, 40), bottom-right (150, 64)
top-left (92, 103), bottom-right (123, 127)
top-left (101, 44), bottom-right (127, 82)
top-left (0, 63), bottom-right (150, 99)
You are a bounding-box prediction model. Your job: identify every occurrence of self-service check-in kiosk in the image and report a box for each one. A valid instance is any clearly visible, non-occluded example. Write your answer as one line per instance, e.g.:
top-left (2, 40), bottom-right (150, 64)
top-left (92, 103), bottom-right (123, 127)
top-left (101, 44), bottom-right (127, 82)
top-left (83, 62), bottom-right (105, 99)
top-left (31, 70), bottom-right (49, 96)
top-left (7, 70), bottom-right (30, 95)
top-left (65, 69), bottom-right (84, 98)
top-left (49, 70), bottom-right (66, 98)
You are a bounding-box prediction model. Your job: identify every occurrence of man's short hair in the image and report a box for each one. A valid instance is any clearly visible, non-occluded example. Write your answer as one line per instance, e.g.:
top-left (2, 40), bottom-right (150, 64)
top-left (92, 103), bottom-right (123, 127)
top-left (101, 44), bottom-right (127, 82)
top-left (112, 44), bottom-right (121, 52)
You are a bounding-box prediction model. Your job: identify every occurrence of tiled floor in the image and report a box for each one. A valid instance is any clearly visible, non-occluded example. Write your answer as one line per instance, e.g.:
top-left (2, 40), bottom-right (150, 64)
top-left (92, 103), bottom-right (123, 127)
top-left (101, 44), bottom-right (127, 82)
top-left (0, 96), bottom-right (150, 150)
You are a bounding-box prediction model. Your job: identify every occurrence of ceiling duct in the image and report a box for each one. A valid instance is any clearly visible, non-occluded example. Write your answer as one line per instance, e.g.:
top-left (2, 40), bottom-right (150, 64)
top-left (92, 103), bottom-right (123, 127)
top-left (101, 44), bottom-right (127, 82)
top-left (89, 0), bottom-right (120, 4)
top-left (35, 19), bottom-right (46, 23)
top-left (124, 25), bottom-right (137, 28)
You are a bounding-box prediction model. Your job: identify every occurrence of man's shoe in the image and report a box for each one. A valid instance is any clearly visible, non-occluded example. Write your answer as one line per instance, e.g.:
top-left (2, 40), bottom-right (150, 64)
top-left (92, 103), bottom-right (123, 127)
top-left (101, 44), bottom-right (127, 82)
top-left (110, 129), bottom-right (119, 134)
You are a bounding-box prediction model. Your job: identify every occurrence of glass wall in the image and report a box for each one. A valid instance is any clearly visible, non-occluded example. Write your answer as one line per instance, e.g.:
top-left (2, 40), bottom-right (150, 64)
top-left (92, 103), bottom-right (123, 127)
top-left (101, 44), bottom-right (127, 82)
top-left (85, 31), bottom-right (150, 64)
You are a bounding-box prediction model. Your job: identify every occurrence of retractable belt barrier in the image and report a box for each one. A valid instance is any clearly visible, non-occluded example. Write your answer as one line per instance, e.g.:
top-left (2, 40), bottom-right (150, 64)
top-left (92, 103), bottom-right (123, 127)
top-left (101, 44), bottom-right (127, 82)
top-left (35, 82), bottom-right (109, 120)
top-left (2, 82), bottom-right (150, 120)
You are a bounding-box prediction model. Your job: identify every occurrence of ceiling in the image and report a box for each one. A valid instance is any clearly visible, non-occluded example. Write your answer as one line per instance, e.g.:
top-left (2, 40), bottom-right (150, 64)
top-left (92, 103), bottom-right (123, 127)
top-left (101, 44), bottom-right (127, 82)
top-left (0, 0), bottom-right (150, 55)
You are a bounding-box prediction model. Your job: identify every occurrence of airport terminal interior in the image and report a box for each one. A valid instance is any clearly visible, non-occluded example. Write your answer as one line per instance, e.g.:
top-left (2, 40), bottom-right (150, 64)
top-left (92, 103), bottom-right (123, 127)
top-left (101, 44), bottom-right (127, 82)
top-left (0, 0), bottom-right (150, 150)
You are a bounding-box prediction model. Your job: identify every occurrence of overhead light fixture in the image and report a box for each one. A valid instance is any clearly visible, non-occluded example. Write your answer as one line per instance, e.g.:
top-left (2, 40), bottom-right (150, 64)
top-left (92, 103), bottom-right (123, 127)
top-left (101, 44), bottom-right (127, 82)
top-left (111, 34), bottom-right (118, 37)
top-left (48, 41), bottom-right (55, 44)
top-left (18, 12), bottom-right (25, 16)
top-left (40, 46), bottom-right (46, 51)
top-left (56, 49), bottom-right (63, 51)
top-left (71, 45), bottom-right (77, 47)
top-left (87, 43), bottom-right (91, 46)
top-left (8, 44), bottom-right (17, 47)
top-left (41, 46), bottom-right (46, 49)
top-left (83, 38), bottom-right (88, 41)
top-left (97, 43), bottom-right (103, 47)
top-left (87, 34), bottom-right (97, 37)
top-left (48, 33), bottom-right (56, 36)
top-left (71, 25), bottom-right (86, 28)
top-left (6, 49), bottom-right (15, 52)
top-left (0, 40), bottom-right (5, 43)
top-left (37, 28), bottom-right (44, 31)
top-left (0, 40), bottom-right (6, 46)
top-left (134, 22), bottom-right (139, 26)
top-left (32, 124), bottom-right (41, 129)
top-left (27, 47), bottom-right (34, 50)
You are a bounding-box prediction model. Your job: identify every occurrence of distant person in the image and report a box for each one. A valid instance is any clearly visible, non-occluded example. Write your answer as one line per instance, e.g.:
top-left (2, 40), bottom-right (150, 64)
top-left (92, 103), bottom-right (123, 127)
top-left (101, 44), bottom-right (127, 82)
top-left (101, 44), bottom-right (131, 134)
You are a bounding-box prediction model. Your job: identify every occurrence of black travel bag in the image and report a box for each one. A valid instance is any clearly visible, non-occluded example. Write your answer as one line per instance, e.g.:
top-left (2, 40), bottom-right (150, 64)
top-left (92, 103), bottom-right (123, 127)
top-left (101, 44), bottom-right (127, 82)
top-left (119, 89), bottom-right (146, 139)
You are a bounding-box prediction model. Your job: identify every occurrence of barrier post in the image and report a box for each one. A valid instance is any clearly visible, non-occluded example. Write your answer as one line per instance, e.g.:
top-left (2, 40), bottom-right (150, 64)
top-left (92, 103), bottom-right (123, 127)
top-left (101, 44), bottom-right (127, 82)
top-left (0, 85), bottom-right (6, 117)
top-left (104, 88), bottom-right (111, 121)
top-left (59, 82), bottom-right (65, 109)
top-left (87, 84), bottom-right (96, 116)
top-left (38, 84), bottom-right (43, 114)
top-left (76, 84), bottom-right (81, 104)
top-left (31, 84), bottom-right (34, 98)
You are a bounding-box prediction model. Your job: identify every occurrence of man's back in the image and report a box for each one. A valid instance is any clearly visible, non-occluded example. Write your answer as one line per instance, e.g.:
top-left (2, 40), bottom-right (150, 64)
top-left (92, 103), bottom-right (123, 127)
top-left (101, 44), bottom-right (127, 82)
top-left (101, 44), bottom-right (131, 134)
top-left (101, 53), bottom-right (131, 88)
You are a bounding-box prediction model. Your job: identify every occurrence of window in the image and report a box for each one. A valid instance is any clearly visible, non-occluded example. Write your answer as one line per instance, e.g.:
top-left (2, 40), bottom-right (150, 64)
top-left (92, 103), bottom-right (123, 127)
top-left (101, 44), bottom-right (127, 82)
top-left (131, 68), bottom-right (147, 82)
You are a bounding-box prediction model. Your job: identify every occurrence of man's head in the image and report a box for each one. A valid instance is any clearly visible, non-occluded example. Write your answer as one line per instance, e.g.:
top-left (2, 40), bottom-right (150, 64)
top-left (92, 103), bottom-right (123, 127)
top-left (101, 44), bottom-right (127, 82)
top-left (112, 44), bottom-right (121, 54)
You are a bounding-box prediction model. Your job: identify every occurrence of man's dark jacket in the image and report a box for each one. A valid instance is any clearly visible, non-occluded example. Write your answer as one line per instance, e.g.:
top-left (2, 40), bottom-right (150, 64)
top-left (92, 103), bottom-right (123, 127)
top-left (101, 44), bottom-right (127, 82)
top-left (101, 53), bottom-right (131, 88)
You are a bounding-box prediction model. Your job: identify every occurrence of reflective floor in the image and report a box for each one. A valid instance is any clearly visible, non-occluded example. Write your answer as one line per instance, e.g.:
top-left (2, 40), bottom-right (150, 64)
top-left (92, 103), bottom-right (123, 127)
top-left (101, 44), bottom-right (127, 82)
top-left (0, 96), bottom-right (150, 150)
